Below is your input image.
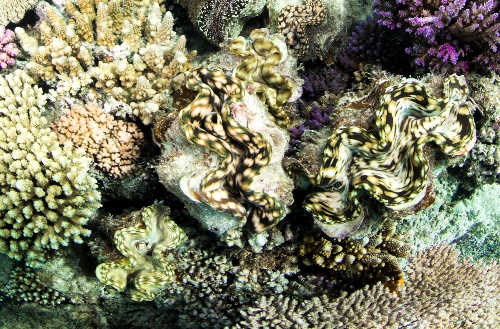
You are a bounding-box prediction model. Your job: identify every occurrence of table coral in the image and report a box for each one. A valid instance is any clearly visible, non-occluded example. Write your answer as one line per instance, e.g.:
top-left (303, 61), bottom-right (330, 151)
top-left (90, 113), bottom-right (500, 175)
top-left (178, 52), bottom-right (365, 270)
top-left (15, 0), bottom-right (195, 124)
top-left (0, 70), bottom-right (101, 267)
top-left (52, 103), bottom-right (144, 178)
top-left (230, 29), bottom-right (295, 127)
top-left (288, 74), bottom-right (476, 238)
top-left (178, 67), bottom-right (286, 233)
top-left (95, 204), bottom-right (187, 301)
top-left (277, 0), bottom-right (326, 58)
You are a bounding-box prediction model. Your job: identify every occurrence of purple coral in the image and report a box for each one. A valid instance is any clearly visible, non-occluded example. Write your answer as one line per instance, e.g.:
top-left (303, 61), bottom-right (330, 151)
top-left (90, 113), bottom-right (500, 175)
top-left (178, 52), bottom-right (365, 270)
top-left (287, 102), bottom-right (332, 155)
top-left (0, 26), bottom-right (18, 69)
top-left (374, 0), bottom-right (500, 73)
top-left (302, 64), bottom-right (349, 100)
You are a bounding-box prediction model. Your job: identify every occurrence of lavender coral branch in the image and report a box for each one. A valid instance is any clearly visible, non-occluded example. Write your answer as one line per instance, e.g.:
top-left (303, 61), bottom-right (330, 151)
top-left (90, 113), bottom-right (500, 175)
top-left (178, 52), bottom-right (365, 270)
top-left (374, 0), bottom-right (500, 73)
top-left (0, 26), bottom-right (18, 69)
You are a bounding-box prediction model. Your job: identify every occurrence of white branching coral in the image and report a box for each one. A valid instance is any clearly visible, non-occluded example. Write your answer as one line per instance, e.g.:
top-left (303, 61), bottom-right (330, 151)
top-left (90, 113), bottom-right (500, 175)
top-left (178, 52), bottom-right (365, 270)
top-left (0, 70), bottom-right (101, 267)
top-left (15, 0), bottom-right (196, 124)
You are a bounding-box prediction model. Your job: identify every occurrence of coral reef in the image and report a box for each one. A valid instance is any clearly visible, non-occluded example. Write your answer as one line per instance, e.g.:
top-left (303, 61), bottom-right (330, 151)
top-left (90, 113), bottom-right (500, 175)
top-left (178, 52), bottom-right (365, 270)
top-left (0, 70), bottom-right (101, 267)
top-left (277, 0), bottom-right (326, 58)
top-left (299, 219), bottom-right (411, 285)
top-left (0, 0), bottom-right (39, 25)
top-left (4, 267), bottom-right (66, 305)
top-left (96, 204), bottom-right (187, 301)
top-left (0, 26), bottom-right (18, 69)
top-left (238, 244), bottom-right (500, 328)
top-left (374, 0), bottom-right (500, 73)
top-left (15, 0), bottom-right (195, 124)
top-left (52, 102), bottom-right (145, 178)
top-left (230, 28), bottom-right (296, 127)
top-left (289, 74), bottom-right (476, 238)
top-left (301, 64), bottom-right (349, 101)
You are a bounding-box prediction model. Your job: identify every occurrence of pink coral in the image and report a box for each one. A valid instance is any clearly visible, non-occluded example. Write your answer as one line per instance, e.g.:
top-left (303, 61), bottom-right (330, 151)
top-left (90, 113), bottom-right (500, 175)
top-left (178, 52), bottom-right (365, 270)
top-left (52, 103), bottom-right (144, 178)
top-left (0, 26), bottom-right (18, 69)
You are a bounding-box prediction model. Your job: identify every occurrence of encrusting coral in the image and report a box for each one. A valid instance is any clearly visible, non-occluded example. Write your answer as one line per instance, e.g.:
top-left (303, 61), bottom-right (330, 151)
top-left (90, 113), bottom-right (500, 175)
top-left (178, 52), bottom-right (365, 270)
top-left (287, 74), bottom-right (476, 238)
top-left (230, 29), bottom-right (295, 127)
top-left (52, 102), bottom-right (145, 178)
top-left (15, 0), bottom-right (195, 124)
top-left (0, 70), bottom-right (101, 267)
top-left (277, 0), bottom-right (326, 58)
top-left (299, 219), bottom-right (411, 285)
top-left (178, 67), bottom-right (286, 233)
top-left (96, 204), bottom-right (187, 301)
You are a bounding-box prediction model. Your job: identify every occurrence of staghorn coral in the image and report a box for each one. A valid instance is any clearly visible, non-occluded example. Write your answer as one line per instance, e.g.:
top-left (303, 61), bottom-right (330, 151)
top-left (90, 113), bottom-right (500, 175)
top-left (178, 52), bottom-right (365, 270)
top-left (287, 74), bottom-right (476, 238)
top-left (15, 0), bottom-right (195, 124)
top-left (277, 0), bottom-right (326, 58)
top-left (0, 26), bottom-right (18, 69)
top-left (0, 70), bottom-right (101, 268)
top-left (230, 28), bottom-right (296, 127)
top-left (374, 0), bottom-right (500, 73)
top-left (237, 244), bottom-right (500, 328)
top-left (177, 67), bottom-right (286, 233)
top-left (4, 267), bottom-right (65, 305)
top-left (299, 219), bottom-right (411, 285)
top-left (96, 204), bottom-right (187, 302)
top-left (0, 0), bottom-right (39, 25)
top-left (52, 102), bottom-right (144, 178)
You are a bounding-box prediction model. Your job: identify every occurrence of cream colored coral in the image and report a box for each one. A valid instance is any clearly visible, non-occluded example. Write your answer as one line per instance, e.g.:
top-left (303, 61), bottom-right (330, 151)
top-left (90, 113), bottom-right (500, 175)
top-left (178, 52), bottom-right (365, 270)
top-left (0, 70), bottom-right (101, 268)
top-left (0, 0), bottom-right (39, 25)
top-left (52, 102), bottom-right (145, 178)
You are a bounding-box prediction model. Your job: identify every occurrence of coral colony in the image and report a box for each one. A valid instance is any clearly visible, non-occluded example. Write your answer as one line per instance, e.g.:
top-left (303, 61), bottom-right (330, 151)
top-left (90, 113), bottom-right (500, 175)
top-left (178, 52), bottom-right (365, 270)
top-left (0, 0), bottom-right (499, 327)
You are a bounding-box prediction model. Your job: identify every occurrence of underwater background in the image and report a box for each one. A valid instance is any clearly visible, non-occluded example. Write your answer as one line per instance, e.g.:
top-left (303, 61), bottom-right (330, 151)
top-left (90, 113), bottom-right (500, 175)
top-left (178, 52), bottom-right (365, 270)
top-left (0, 0), bottom-right (499, 327)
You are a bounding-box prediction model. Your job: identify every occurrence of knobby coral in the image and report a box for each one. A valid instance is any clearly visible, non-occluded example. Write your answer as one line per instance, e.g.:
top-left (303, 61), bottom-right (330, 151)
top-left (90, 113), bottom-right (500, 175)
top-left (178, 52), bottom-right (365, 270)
top-left (230, 29), bottom-right (295, 127)
top-left (178, 67), bottom-right (286, 233)
top-left (0, 25), bottom-right (18, 69)
top-left (299, 219), bottom-right (411, 285)
top-left (52, 103), bottom-right (144, 178)
top-left (288, 75), bottom-right (476, 237)
top-left (0, 70), bottom-right (101, 267)
top-left (277, 0), bottom-right (326, 58)
top-left (96, 204), bottom-right (187, 301)
top-left (15, 0), bottom-right (195, 124)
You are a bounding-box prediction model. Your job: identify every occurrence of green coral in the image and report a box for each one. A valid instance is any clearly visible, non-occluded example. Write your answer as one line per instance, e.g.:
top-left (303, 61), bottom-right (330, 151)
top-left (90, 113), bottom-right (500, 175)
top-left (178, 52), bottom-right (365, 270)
top-left (96, 204), bottom-right (187, 301)
top-left (0, 70), bottom-right (101, 268)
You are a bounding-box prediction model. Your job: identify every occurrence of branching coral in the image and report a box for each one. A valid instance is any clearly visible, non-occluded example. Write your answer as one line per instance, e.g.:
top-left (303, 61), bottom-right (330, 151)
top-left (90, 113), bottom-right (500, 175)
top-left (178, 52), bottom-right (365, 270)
top-left (0, 0), bottom-right (39, 25)
top-left (0, 70), bottom-right (101, 267)
top-left (287, 75), bottom-right (476, 237)
top-left (299, 219), bottom-right (411, 285)
top-left (374, 0), bottom-right (500, 73)
top-left (238, 244), bottom-right (500, 328)
top-left (52, 102), bottom-right (144, 178)
top-left (96, 204), bottom-right (187, 301)
top-left (277, 0), bottom-right (326, 58)
top-left (177, 67), bottom-right (286, 233)
top-left (230, 29), bottom-right (295, 127)
top-left (5, 267), bottom-right (65, 305)
top-left (15, 0), bottom-right (195, 124)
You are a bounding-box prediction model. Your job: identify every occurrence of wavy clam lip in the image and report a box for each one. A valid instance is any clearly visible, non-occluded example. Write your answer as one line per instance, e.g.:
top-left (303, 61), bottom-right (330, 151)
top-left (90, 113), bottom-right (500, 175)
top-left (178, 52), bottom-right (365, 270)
top-left (304, 190), bottom-right (363, 238)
